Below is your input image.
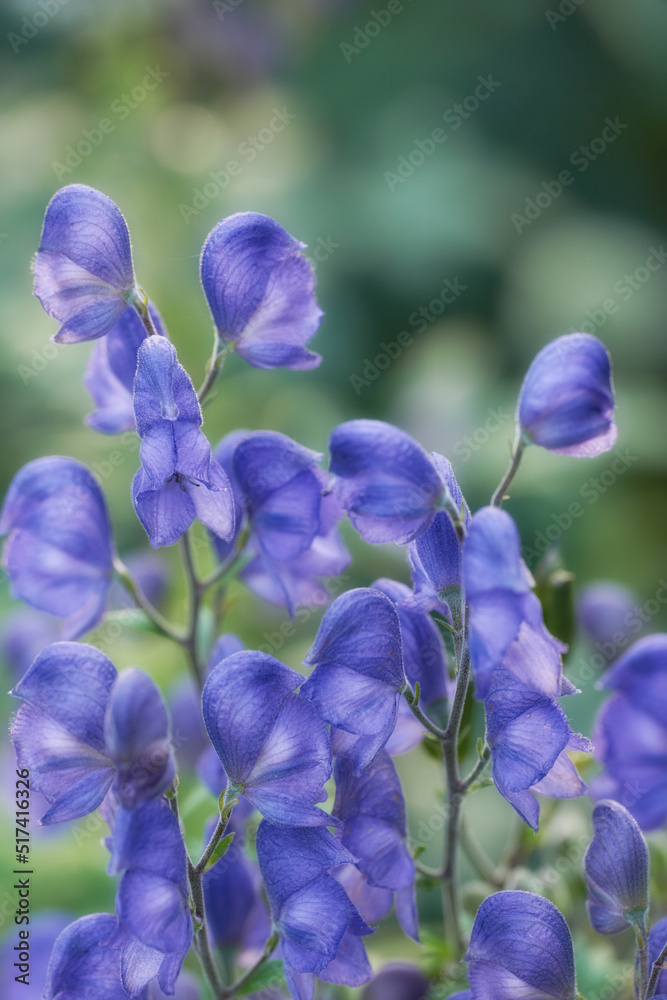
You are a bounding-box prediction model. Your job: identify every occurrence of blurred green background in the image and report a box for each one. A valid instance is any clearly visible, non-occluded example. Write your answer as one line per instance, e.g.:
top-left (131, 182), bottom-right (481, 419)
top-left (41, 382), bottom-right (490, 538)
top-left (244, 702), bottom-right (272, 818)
top-left (1, 0), bottom-right (667, 996)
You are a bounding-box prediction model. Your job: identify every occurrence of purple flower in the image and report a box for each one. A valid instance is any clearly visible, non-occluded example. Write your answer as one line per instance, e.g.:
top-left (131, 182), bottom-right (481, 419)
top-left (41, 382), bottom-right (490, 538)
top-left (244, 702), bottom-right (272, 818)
top-left (1, 912), bottom-right (71, 1000)
top-left (576, 581), bottom-right (638, 661)
top-left (200, 212), bottom-right (322, 369)
top-left (132, 337), bottom-right (234, 548)
top-left (328, 420), bottom-right (446, 544)
top-left (43, 913), bottom-right (128, 1000)
top-left (361, 964), bottom-right (431, 1000)
top-left (202, 650), bottom-right (332, 826)
top-left (333, 751), bottom-right (419, 942)
top-left (0, 456), bottom-right (114, 639)
top-left (85, 303), bottom-right (167, 434)
top-left (648, 916), bottom-right (667, 997)
top-left (228, 430), bottom-right (350, 615)
top-left (107, 799), bottom-right (192, 998)
top-left (518, 333), bottom-right (617, 456)
top-left (256, 822), bottom-right (372, 999)
top-left (11, 643), bottom-right (175, 823)
top-left (464, 891), bottom-right (577, 1000)
top-left (33, 185), bottom-right (137, 344)
top-left (599, 634), bottom-right (667, 727)
top-left (584, 800), bottom-right (649, 935)
top-left (372, 578), bottom-right (449, 726)
top-left (485, 668), bottom-right (591, 831)
top-left (464, 506), bottom-right (568, 700)
top-left (301, 588), bottom-right (405, 774)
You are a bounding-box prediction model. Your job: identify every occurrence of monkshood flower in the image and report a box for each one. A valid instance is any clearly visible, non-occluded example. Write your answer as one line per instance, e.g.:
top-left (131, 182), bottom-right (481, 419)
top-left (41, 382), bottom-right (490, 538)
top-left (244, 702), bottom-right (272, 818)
top-left (132, 336), bottom-right (234, 547)
top-left (200, 212), bottom-right (322, 369)
top-left (107, 799), bottom-right (192, 997)
top-left (43, 914), bottom-right (129, 1000)
top-left (647, 916), bottom-right (667, 997)
top-left (1, 912), bottom-right (71, 1000)
top-left (256, 822), bottom-right (372, 1000)
top-left (485, 668), bottom-right (591, 831)
top-left (518, 333), bottom-right (617, 456)
top-left (85, 302), bottom-right (167, 434)
top-left (464, 506), bottom-right (570, 700)
top-left (0, 456), bottom-right (113, 638)
top-left (332, 751), bottom-right (419, 942)
top-left (464, 891), bottom-right (578, 1000)
top-left (361, 964), bottom-right (431, 1000)
top-left (202, 649), bottom-right (332, 825)
top-left (301, 588), bottom-right (405, 774)
top-left (328, 420), bottom-right (447, 544)
top-left (403, 454), bottom-right (470, 613)
top-left (11, 643), bottom-right (175, 823)
top-left (230, 430), bottom-right (350, 615)
top-left (33, 184), bottom-right (138, 344)
top-left (592, 634), bottom-right (667, 829)
top-left (577, 580), bottom-right (639, 662)
top-left (584, 799), bottom-right (649, 935)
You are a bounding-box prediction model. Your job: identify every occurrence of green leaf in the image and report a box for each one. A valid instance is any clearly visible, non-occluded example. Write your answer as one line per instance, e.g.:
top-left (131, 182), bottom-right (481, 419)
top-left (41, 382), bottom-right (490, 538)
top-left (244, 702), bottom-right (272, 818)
top-left (202, 833), bottom-right (235, 873)
top-left (237, 959), bottom-right (286, 995)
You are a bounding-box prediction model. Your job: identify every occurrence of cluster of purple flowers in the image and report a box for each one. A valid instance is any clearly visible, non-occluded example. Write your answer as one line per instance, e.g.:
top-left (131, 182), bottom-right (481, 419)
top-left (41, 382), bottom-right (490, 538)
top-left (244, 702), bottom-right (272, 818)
top-left (3, 182), bottom-right (666, 1000)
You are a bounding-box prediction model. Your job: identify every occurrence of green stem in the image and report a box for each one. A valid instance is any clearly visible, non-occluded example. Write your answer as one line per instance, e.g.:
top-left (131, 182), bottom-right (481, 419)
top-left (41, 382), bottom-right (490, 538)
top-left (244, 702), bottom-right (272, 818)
top-left (113, 556), bottom-right (184, 643)
top-left (198, 342), bottom-right (230, 405)
top-left (490, 431), bottom-right (525, 507)
top-left (402, 684), bottom-right (447, 740)
top-left (460, 813), bottom-right (505, 888)
top-left (179, 530), bottom-right (206, 689)
top-left (461, 743), bottom-right (490, 791)
top-left (220, 933), bottom-right (279, 998)
top-left (128, 286), bottom-right (160, 338)
top-left (645, 937), bottom-right (667, 999)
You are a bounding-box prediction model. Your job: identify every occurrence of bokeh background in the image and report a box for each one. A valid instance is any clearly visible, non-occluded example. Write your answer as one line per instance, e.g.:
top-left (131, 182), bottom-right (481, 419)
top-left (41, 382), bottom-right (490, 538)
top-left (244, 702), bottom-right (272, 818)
top-left (1, 0), bottom-right (667, 996)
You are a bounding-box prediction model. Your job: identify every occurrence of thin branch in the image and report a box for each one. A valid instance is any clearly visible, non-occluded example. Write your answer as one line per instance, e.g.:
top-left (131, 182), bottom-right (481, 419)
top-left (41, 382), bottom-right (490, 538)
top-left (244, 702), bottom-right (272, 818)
top-left (461, 743), bottom-right (491, 791)
top-left (113, 556), bottom-right (184, 643)
top-left (402, 684), bottom-right (447, 740)
top-left (460, 814), bottom-right (505, 888)
top-left (179, 530), bottom-right (205, 689)
top-left (220, 933), bottom-right (280, 999)
top-left (645, 936), bottom-right (667, 999)
top-left (490, 431), bottom-right (524, 508)
top-left (198, 342), bottom-right (230, 405)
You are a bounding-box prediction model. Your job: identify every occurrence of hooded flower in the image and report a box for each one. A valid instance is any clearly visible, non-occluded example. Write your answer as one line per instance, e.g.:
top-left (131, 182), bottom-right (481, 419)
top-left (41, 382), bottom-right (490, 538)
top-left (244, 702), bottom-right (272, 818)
top-left (132, 336), bottom-right (234, 547)
top-left (106, 799), bottom-right (192, 998)
top-left (11, 643), bottom-right (175, 824)
top-left (328, 420), bottom-right (446, 544)
top-left (464, 891), bottom-right (578, 1000)
top-left (518, 333), bottom-right (617, 456)
top-left (301, 588), bottom-right (405, 774)
top-left (33, 184), bottom-right (137, 344)
top-left (200, 212), bottom-right (322, 369)
top-left (85, 303), bottom-right (167, 434)
top-left (584, 799), bottom-right (649, 935)
top-left (485, 668), bottom-right (591, 831)
top-left (0, 456), bottom-right (114, 639)
top-left (43, 914), bottom-right (129, 1000)
top-left (256, 822), bottom-right (372, 1000)
top-left (332, 751), bottom-right (419, 942)
top-left (202, 650), bottom-right (332, 826)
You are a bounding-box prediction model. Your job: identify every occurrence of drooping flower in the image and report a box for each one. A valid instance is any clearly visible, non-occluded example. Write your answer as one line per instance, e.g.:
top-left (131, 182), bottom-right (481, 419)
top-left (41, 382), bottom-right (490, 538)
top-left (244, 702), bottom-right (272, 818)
top-left (33, 184), bottom-right (138, 344)
top-left (11, 643), bottom-right (175, 823)
top-left (0, 456), bottom-right (114, 638)
top-left (485, 668), bottom-right (591, 831)
top-left (591, 634), bottom-right (667, 830)
top-left (328, 420), bottom-right (446, 544)
top-left (332, 751), bottom-right (419, 942)
top-left (227, 430), bottom-right (350, 615)
top-left (464, 891), bottom-right (578, 1000)
top-left (132, 336), bottom-right (234, 548)
top-left (200, 212), bottom-right (322, 370)
top-left (106, 799), bottom-right (192, 998)
top-left (301, 588), bottom-right (405, 774)
top-left (518, 333), bottom-right (617, 456)
top-left (43, 914), bottom-right (129, 1000)
top-left (584, 799), bottom-right (649, 935)
top-left (256, 822), bottom-right (372, 1000)
top-left (85, 303), bottom-right (167, 434)
top-left (202, 650), bottom-right (332, 826)
top-left (464, 506), bottom-right (569, 700)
